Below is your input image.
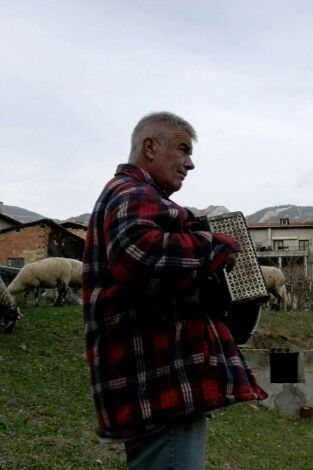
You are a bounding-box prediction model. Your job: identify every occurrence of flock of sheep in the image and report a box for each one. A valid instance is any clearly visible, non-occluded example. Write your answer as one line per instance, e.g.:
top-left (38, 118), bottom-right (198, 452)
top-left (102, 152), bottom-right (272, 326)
top-left (0, 256), bottom-right (287, 334)
top-left (0, 253), bottom-right (287, 333)
top-left (0, 257), bottom-right (82, 333)
top-left (260, 265), bottom-right (288, 310)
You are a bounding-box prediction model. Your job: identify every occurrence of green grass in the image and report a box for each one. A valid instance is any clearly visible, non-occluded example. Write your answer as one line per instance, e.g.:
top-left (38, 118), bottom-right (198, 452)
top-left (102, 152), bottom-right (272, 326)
top-left (0, 306), bottom-right (126, 469)
top-left (251, 308), bottom-right (313, 350)
top-left (207, 404), bottom-right (313, 469)
top-left (1, 306), bottom-right (313, 469)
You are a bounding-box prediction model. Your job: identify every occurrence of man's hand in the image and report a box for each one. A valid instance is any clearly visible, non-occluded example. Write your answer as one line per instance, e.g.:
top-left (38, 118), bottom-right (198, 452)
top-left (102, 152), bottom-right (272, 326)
top-left (225, 252), bottom-right (239, 272)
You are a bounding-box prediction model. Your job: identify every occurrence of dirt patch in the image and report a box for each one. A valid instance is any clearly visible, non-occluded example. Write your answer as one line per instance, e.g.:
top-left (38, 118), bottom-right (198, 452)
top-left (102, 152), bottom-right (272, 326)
top-left (248, 333), bottom-right (292, 350)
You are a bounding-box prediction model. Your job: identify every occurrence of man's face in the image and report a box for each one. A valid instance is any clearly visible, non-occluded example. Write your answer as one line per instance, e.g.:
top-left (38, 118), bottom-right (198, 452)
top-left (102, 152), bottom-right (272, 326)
top-left (150, 127), bottom-right (195, 195)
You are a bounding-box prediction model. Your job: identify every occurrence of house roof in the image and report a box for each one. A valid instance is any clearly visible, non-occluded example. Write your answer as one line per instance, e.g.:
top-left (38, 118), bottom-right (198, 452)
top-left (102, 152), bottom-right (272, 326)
top-left (0, 213), bottom-right (20, 226)
top-left (60, 221), bottom-right (88, 230)
top-left (248, 221), bottom-right (313, 229)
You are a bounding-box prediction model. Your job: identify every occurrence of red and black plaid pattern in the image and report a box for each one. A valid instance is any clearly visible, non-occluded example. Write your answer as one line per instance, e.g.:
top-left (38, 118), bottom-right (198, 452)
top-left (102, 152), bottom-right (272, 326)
top-left (83, 164), bottom-right (267, 439)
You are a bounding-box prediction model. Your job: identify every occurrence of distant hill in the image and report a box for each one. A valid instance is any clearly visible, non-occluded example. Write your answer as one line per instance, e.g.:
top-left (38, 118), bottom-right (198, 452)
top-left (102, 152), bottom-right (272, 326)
top-left (186, 205), bottom-right (229, 217)
top-left (65, 204), bottom-right (313, 224)
top-left (2, 203), bottom-right (313, 225)
top-left (247, 205), bottom-right (313, 223)
top-left (69, 206), bottom-right (229, 224)
top-left (64, 213), bottom-right (91, 225)
top-left (0, 204), bottom-right (90, 225)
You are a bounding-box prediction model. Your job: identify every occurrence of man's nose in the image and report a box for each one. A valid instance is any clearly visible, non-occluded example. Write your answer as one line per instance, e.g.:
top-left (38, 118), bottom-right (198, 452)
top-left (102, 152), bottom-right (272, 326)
top-left (185, 155), bottom-right (195, 170)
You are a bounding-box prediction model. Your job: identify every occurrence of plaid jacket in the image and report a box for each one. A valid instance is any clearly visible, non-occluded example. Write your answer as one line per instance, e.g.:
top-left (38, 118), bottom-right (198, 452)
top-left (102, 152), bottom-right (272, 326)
top-left (83, 164), bottom-right (267, 439)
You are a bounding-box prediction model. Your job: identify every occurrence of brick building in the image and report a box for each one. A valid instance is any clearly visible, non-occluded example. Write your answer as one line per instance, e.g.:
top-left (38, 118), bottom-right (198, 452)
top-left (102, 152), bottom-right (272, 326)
top-left (0, 219), bottom-right (84, 268)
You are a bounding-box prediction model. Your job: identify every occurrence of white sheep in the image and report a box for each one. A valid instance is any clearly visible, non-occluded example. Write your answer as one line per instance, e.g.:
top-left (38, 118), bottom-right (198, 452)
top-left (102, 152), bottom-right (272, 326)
top-left (8, 257), bottom-right (82, 308)
top-left (260, 265), bottom-right (288, 311)
top-left (0, 275), bottom-right (21, 333)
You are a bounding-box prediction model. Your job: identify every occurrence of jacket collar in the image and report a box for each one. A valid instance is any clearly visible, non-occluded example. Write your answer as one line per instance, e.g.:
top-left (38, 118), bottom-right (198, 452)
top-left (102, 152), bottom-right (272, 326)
top-left (115, 164), bottom-right (165, 195)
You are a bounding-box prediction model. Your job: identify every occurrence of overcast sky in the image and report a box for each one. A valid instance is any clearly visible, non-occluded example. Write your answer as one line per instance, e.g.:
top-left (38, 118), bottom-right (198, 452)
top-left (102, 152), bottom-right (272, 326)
top-left (2, 0), bottom-right (313, 220)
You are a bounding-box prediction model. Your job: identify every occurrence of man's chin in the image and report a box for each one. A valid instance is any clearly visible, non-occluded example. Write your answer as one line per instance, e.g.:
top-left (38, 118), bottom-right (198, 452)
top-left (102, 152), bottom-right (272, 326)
top-left (171, 183), bottom-right (183, 194)
top-left (163, 181), bottom-right (183, 195)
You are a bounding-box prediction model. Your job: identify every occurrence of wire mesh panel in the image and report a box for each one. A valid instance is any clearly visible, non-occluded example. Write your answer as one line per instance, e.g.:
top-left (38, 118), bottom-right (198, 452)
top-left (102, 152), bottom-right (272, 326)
top-left (206, 211), bottom-right (268, 304)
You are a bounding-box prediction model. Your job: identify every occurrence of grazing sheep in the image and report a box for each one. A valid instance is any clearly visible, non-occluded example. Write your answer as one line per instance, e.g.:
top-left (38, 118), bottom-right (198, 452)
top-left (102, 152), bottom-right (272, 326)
top-left (8, 257), bottom-right (82, 307)
top-left (0, 275), bottom-right (21, 333)
top-left (260, 265), bottom-right (288, 311)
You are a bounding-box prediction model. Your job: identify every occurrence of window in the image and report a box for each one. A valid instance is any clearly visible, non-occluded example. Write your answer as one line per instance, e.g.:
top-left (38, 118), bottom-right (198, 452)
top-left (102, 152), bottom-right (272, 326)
top-left (273, 240), bottom-right (284, 250)
top-left (270, 350), bottom-right (301, 383)
top-left (299, 240), bottom-right (309, 251)
top-left (7, 258), bottom-right (25, 268)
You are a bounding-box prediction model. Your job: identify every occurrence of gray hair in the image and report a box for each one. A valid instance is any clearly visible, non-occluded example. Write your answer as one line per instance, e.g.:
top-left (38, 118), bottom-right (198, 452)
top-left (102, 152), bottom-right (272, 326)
top-left (129, 111), bottom-right (197, 161)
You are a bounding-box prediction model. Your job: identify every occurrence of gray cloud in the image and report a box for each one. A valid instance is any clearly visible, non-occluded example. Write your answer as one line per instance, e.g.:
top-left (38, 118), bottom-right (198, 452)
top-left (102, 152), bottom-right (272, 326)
top-left (1, 0), bottom-right (313, 219)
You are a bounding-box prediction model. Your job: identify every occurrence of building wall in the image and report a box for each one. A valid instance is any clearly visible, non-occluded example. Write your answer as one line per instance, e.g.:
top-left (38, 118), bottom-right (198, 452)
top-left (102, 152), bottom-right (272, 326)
top-left (250, 227), bottom-right (313, 252)
top-left (0, 224), bottom-right (84, 267)
top-left (0, 225), bottom-right (49, 265)
top-left (249, 225), bottom-right (313, 278)
top-left (243, 348), bottom-right (313, 417)
top-left (249, 228), bottom-right (269, 248)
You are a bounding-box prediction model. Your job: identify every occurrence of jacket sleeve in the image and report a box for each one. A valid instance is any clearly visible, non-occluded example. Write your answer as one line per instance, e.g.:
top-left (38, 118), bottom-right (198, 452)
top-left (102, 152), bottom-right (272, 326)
top-left (103, 184), bottom-right (241, 286)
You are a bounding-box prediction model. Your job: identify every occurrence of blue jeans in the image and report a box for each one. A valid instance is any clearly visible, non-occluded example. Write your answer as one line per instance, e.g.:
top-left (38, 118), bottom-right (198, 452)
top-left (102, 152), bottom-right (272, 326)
top-left (124, 413), bottom-right (208, 469)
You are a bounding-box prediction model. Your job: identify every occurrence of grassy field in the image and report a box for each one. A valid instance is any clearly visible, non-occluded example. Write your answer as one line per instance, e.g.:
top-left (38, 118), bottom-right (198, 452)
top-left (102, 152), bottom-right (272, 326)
top-left (250, 307), bottom-right (313, 350)
top-left (1, 305), bottom-right (313, 469)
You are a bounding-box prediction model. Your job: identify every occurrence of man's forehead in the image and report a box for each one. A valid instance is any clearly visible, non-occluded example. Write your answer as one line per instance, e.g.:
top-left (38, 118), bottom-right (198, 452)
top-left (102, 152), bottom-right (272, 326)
top-left (168, 128), bottom-right (192, 144)
top-left (145, 123), bottom-right (193, 149)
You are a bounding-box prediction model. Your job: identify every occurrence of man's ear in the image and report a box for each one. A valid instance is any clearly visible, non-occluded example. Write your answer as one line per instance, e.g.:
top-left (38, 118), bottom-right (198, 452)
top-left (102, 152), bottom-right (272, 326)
top-left (143, 137), bottom-right (156, 161)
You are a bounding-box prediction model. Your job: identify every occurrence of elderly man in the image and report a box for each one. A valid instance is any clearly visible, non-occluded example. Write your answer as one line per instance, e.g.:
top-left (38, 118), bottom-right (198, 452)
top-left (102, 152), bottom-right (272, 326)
top-left (83, 112), bottom-right (267, 469)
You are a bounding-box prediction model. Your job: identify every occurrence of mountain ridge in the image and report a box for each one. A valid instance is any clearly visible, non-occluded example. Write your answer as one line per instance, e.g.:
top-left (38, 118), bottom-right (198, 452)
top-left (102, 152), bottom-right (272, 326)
top-left (246, 204), bottom-right (313, 223)
top-left (2, 203), bottom-right (313, 225)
